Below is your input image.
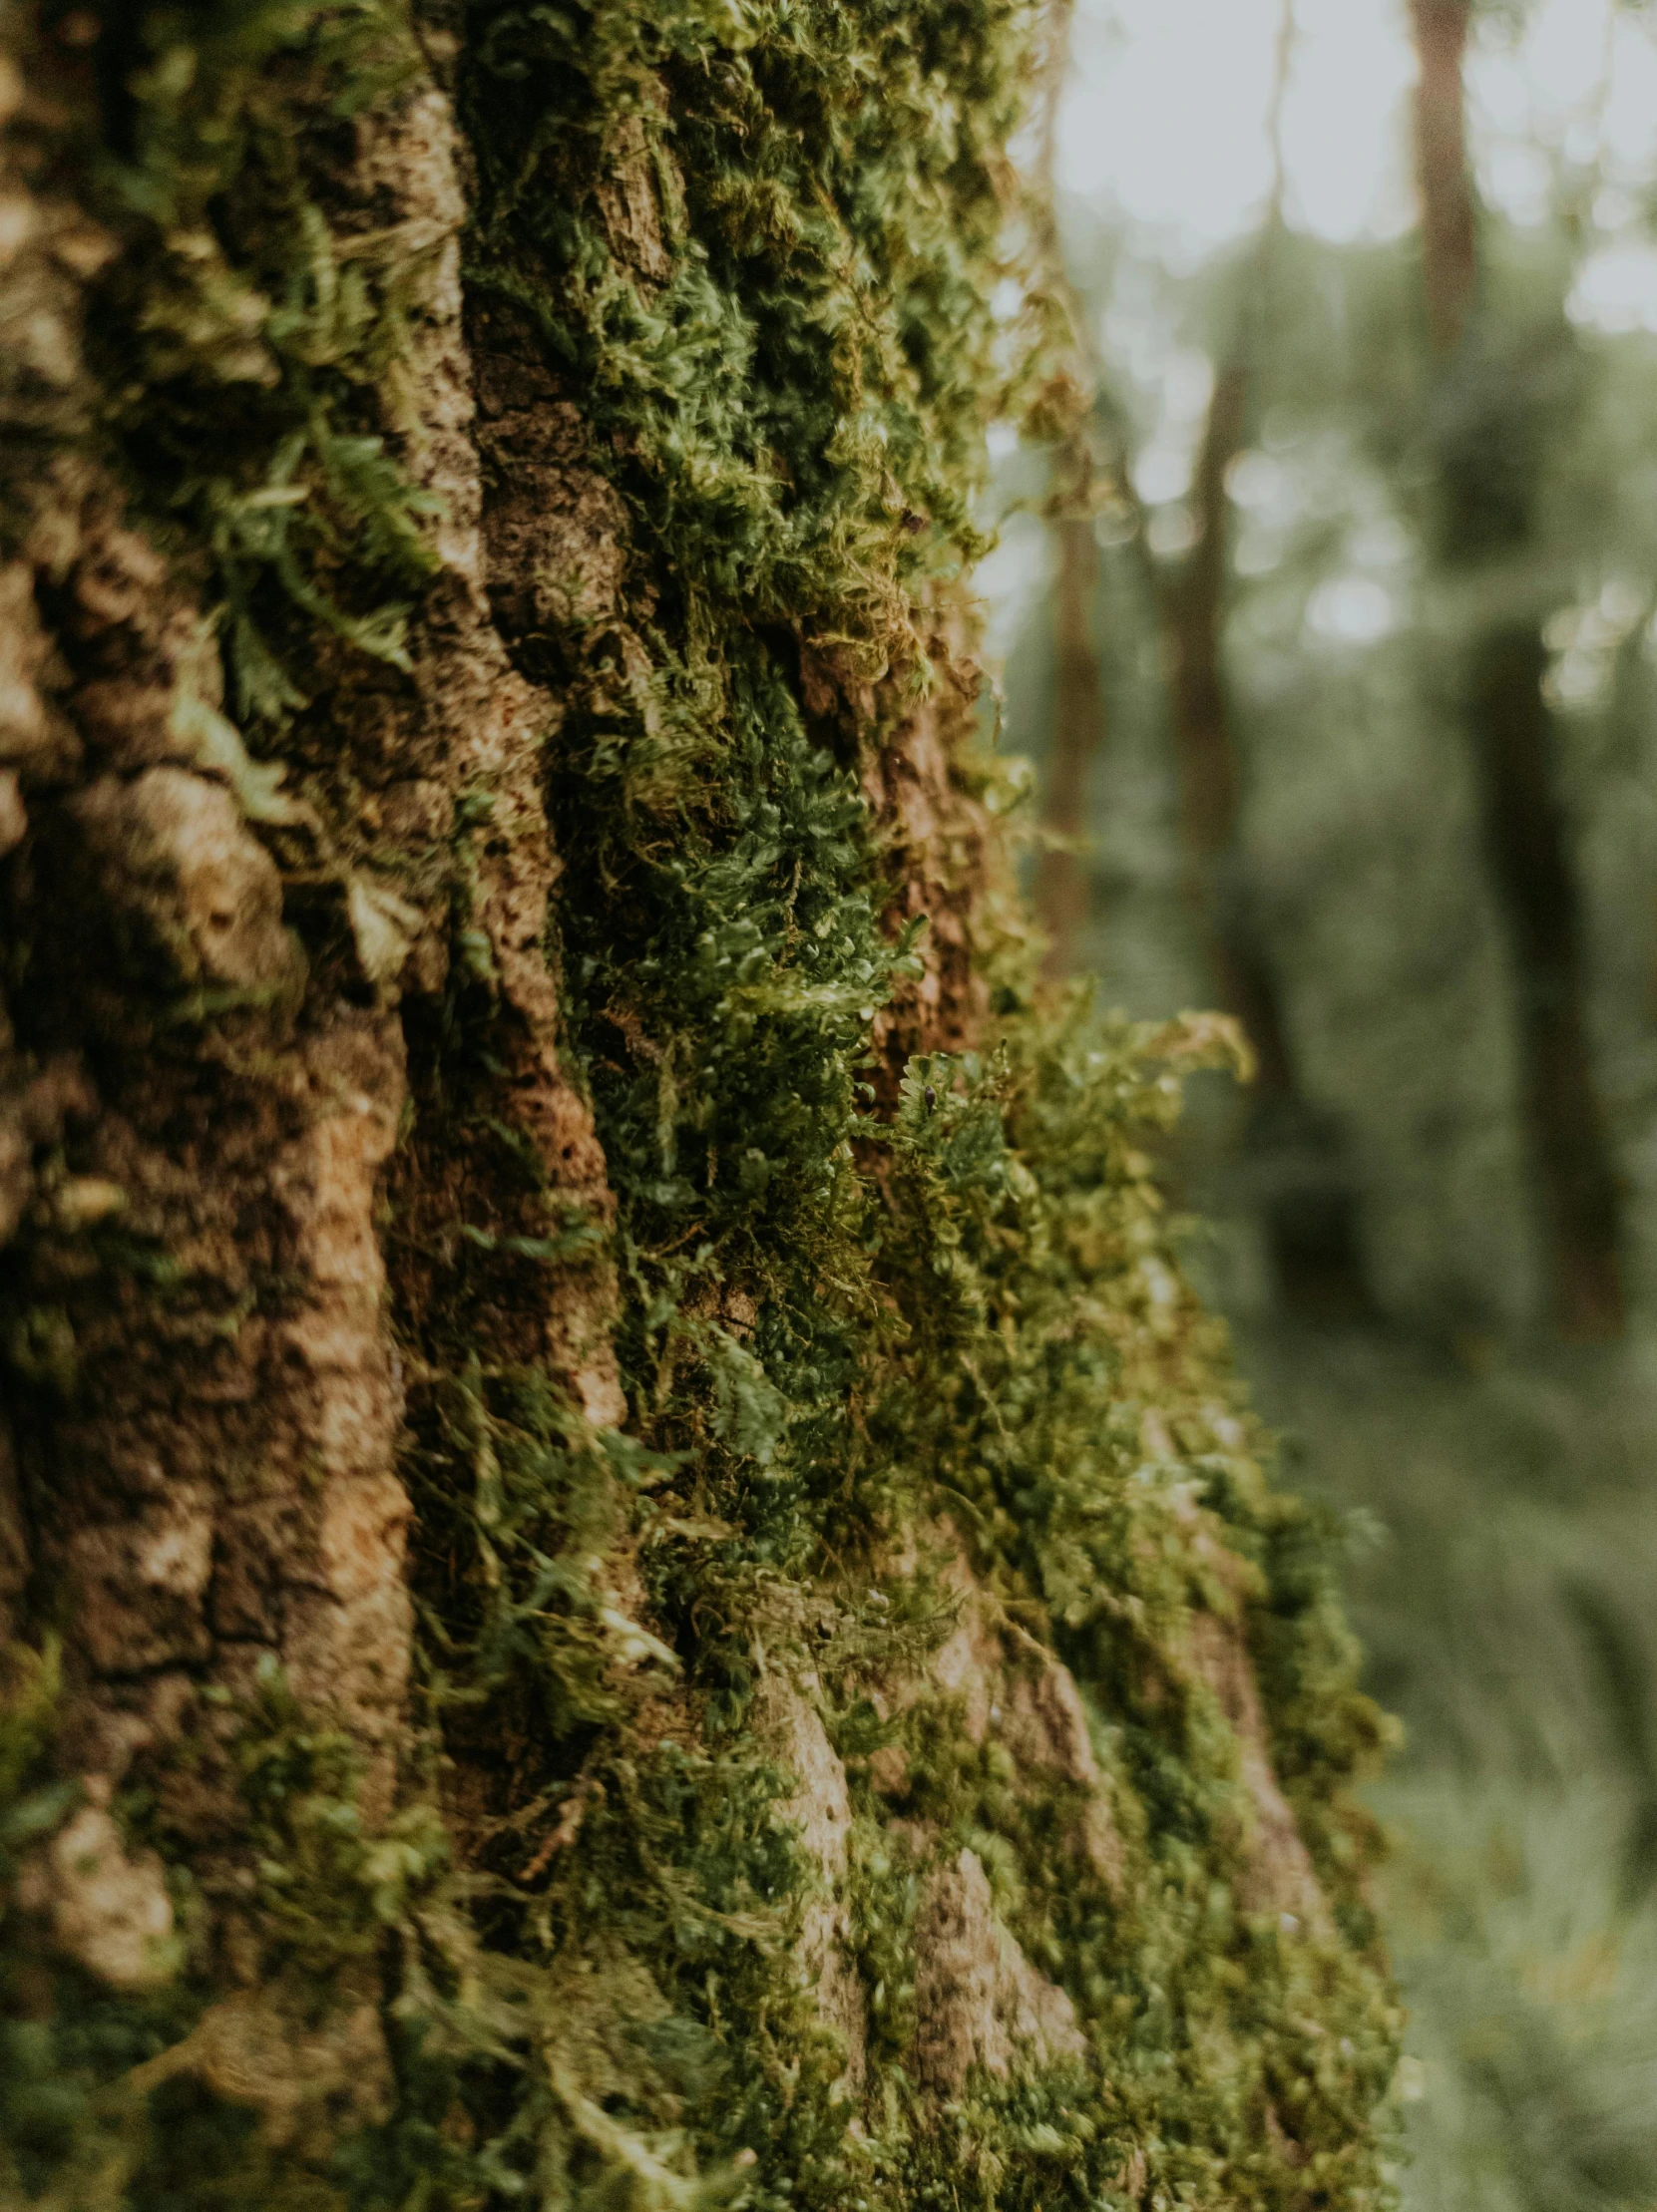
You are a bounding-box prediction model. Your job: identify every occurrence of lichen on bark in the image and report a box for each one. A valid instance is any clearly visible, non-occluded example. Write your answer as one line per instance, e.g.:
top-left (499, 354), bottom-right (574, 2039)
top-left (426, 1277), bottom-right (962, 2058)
top-left (0, 3), bottom-right (1399, 2207)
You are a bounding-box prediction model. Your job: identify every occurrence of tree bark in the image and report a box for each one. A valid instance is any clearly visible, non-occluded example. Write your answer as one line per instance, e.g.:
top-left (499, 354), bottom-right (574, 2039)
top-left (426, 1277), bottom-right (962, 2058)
top-left (0, 6), bottom-right (1396, 2204)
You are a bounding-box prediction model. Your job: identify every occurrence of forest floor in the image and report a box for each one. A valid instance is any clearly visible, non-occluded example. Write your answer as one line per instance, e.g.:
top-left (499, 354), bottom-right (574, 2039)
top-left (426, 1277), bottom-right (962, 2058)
top-left (1234, 1317), bottom-right (1657, 2211)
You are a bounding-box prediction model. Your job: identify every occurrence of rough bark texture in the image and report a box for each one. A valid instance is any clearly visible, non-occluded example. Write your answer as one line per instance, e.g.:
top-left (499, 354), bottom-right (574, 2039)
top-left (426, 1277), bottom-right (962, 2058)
top-left (0, 6), bottom-right (1397, 2208)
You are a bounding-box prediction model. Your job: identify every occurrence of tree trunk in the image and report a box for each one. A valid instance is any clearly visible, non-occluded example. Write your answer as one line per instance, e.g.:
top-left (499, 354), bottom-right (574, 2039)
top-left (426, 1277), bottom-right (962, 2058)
top-left (1409, 0), bottom-right (1478, 360)
top-left (1028, 6), bottom-right (1107, 984)
top-left (1035, 507), bottom-right (1105, 977)
top-left (1469, 622), bottom-right (1625, 1338)
top-left (0, 5), bottom-right (1396, 2205)
top-left (1096, 0), bottom-right (1376, 1325)
top-left (1160, 358), bottom-right (1373, 1322)
top-left (1410, 0), bottom-right (1625, 1339)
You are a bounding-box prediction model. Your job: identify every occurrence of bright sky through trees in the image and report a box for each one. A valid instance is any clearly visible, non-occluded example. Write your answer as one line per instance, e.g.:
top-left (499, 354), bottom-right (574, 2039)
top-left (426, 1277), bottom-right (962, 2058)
top-left (978, 0), bottom-right (1657, 654)
top-left (1057, 0), bottom-right (1657, 328)
top-left (1057, 0), bottom-right (1416, 252)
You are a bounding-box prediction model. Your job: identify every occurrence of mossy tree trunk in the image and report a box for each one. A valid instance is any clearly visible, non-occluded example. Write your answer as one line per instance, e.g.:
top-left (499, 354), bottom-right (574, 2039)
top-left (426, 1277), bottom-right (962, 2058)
top-left (0, 5), bottom-right (1396, 2207)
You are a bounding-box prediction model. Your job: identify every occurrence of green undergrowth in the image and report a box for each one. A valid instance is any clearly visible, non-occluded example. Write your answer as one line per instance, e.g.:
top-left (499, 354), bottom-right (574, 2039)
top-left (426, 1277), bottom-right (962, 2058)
top-left (0, 0), bottom-right (1397, 2205)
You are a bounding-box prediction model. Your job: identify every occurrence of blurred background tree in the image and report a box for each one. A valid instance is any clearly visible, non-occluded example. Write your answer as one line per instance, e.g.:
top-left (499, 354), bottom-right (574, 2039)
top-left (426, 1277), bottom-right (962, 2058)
top-left (995, 0), bottom-right (1657, 2202)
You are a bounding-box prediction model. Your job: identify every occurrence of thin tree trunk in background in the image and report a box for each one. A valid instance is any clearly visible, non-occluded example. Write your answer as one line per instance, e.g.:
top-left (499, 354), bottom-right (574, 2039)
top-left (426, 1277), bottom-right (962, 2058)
top-left (1471, 624), bottom-right (1625, 1336)
top-left (1036, 508), bottom-right (1105, 976)
top-left (1161, 357), bottom-right (1373, 1319)
top-left (1029, 0), bottom-right (1108, 980)
top-left (1410, 0), bottom-right (1625, 1339)
top-left (1163, 364), bottom-right (1290, 1097)
top-left (1030, 0), bottom-right (1371, 1318)
top-left (1410, 0), bottom-right (1478, 358)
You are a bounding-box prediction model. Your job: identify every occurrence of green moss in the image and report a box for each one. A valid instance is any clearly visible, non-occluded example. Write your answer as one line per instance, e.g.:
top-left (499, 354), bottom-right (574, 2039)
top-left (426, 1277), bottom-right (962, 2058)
top-left (0, 0), bottom-right (1398, 2203)
top-left (0, 1648), bottom-right (207, 2209)
top-left (82, 0), bottom-right (438, 705)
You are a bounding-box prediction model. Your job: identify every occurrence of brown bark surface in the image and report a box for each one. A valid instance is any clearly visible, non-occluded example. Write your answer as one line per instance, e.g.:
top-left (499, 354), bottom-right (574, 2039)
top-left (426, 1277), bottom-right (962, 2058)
top-left (0, 32), bottom-right (620, 2031)
top-left (864, 621), bottom-right (998, 1083)
top-left (0, 0), bottom-right (1068, 2062)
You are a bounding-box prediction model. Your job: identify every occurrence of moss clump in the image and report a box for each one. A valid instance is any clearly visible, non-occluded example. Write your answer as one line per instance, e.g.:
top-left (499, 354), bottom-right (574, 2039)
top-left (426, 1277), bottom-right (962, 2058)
top-left (0, 1647), bottom-right (208, 2208)
top-left (820, 1010), bottom-right (1399, 2203)
top-left (431, 0), bottom-right (1399, 2191)
top-left (78, 0), bottom-right (438, 703)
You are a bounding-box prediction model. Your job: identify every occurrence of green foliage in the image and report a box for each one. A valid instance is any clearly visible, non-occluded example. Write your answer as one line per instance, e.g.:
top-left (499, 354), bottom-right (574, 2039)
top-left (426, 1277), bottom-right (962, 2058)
top-left (411, 1361), bottom-right (678, 1740)
top-left (1381, 1776), bottom-right (1657, 2212)
top-left (1241, 1328), bottom-right (1657, 2212)
top-left (448, 0), bottom-right (1406, 2097)
top-left (1003, 24), bottom-right (1657, 2187)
